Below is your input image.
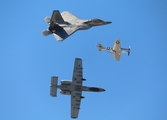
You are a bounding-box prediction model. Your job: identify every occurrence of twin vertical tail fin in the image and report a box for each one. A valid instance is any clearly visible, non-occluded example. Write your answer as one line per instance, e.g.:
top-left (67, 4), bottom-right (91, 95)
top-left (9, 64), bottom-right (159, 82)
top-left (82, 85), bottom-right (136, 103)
top-left (50, 76), bottom-right (58, 97)
top-left (42, 10), bottom-right (64, 37)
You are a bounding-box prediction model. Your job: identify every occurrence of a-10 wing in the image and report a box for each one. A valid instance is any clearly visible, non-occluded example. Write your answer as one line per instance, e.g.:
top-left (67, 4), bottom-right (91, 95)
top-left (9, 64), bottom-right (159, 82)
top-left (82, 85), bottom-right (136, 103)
top-left (71, 58), bottom-right (83, 118)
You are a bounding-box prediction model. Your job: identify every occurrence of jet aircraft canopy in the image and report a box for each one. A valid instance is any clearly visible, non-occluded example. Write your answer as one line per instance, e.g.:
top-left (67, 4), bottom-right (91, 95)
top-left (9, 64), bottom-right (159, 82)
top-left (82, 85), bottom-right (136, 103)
top-left (90, 19), bottom-right (104, 23)
top-left (87, 19), bottom-right (112, 26)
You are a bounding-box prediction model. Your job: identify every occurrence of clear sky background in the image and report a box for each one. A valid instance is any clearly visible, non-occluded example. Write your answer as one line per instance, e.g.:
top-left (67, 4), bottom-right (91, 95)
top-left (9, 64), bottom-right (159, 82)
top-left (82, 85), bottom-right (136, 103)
top-left (0, 0), bottom-right (167, 120)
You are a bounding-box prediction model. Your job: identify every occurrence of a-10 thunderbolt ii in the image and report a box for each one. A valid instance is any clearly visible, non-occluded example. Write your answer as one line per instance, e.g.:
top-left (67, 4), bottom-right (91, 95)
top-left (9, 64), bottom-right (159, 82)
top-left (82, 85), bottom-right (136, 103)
top-left (50, 58), bottom-right (105, 118)
top-left (97, 39), bottom-right (131, 61)
top-left (42, 10), bottom-right (111, 41)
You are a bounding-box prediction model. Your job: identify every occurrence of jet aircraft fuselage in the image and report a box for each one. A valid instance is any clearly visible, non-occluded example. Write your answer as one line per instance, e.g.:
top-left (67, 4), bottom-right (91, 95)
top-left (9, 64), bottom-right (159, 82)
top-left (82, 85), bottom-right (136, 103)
top-left (42, 10), bottom-right (111, 41)
top-left (49, 20), bottom-right (92, 32)
top-left (56, 80), bottom-right (105, 94)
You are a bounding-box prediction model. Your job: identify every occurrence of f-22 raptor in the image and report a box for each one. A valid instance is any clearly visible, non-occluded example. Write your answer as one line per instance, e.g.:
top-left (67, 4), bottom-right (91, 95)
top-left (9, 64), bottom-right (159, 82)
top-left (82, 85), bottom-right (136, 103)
top-left (42, 10), bottom-right (111, 41)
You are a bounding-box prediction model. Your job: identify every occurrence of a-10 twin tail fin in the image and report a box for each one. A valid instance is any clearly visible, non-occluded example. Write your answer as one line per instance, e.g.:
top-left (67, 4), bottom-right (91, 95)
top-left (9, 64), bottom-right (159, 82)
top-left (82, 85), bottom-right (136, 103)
top-left (50, 76), bottom-right (58, 97)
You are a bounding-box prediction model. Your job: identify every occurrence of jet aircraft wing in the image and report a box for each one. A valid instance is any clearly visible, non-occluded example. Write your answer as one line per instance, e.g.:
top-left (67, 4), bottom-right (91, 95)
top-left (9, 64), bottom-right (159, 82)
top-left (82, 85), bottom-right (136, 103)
top-left (53, 11), bottom-right (80, 41)
top-left (71, 58), bottom-right (83, 118)
top-left (61, 11), bottom-right (80, 24)
top-left (50, 10), bottom-right (64, 23)
top-left (53, 27), bottom-right (78, 41)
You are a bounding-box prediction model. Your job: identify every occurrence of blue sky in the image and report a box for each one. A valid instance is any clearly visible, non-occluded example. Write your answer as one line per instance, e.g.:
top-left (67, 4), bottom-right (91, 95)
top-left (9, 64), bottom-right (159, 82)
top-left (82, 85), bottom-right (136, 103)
top-left (0, 0), bottom-right (167, 120)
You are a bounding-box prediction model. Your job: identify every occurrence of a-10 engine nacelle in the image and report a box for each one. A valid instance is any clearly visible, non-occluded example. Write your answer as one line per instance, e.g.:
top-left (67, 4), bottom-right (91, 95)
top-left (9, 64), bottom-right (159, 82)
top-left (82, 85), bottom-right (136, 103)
top-left (61, 80), bottom-right (72, 85)
top-left (60, 90), bottom-right (71, 95)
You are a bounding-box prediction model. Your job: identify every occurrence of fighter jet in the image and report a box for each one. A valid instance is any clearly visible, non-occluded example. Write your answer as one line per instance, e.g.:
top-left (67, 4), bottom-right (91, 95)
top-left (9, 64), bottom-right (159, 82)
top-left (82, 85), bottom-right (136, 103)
top-left (97, 39), bottom-right (131, 61)
top-left (42, 10), bottom-right (111, 41)
top-left (50, 58), bottom-right (105, 118)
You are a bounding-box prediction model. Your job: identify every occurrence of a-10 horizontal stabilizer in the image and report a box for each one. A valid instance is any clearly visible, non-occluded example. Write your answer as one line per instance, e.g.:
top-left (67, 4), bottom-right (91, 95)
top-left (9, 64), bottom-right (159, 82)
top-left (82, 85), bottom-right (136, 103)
top-left (50, 76), bottom-right (58, 97)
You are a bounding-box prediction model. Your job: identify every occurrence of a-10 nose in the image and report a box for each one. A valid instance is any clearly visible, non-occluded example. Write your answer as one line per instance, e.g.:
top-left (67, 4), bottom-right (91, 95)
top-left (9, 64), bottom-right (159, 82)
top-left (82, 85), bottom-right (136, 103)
top-left (102, 89), bottom-right (106, 91)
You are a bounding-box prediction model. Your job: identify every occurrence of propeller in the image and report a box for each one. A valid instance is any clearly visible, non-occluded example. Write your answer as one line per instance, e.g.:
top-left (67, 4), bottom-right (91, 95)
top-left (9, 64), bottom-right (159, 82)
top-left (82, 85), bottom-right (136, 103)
top-left (128, 46), bottom-right (131, 56)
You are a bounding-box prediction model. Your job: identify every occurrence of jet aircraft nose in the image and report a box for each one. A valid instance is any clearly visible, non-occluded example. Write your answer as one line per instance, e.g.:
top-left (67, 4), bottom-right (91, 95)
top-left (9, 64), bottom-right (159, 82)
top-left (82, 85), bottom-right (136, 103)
top-left (104, 21), bottom-right (112, 24)
top-left (102, 89), bottom-right (106, 91)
